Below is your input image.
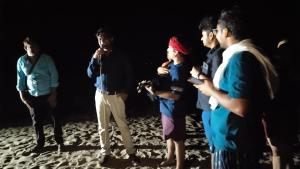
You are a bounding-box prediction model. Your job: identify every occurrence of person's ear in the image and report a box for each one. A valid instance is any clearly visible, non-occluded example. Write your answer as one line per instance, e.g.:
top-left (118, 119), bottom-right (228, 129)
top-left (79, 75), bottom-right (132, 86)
top-left (223, 27), bottom-right (230, 37)
top-left (208, 32), bottom-right (214, 40)
top-left (174, 50), bottom-right (179, 56)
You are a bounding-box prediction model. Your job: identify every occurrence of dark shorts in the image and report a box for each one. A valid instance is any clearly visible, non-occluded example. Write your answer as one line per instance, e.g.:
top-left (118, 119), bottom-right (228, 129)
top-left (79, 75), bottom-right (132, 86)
top-left (161, 113), bottom-right (185, 141)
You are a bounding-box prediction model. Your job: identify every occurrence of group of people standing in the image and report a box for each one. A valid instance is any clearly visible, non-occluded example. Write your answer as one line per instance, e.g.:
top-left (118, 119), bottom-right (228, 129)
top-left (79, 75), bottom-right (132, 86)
top-left (16, 6), bottom-right (297, 169)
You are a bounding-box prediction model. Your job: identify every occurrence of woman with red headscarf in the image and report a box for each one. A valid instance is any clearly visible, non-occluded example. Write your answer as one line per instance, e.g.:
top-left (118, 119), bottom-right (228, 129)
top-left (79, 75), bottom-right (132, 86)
top-left (145, 36), bottom-right (191, 169)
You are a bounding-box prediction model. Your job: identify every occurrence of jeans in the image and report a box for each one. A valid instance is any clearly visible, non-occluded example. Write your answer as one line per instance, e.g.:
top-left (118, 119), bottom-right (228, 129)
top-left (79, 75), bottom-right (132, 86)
top-left (28, 94), bottom-right (63, 146)
top-left (202, 111), bottom-right (213, 150)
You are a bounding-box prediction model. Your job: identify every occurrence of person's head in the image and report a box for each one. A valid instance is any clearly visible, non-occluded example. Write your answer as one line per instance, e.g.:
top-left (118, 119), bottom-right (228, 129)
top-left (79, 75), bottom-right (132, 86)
top-left (23, 37), bottom-right (39, 56)
top-left (198, 16), bottom-right (218, 48)
top-left (95, 26), bottom-right (114, 50)
top-left (215, 6), bottom-right (246, 48)
top-left (167, 36), bottom-right (190, 61)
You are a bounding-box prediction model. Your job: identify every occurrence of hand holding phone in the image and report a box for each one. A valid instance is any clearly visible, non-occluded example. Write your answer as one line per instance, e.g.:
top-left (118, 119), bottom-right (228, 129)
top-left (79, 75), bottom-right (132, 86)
top-left (187, 77), bottom-right (204, 85)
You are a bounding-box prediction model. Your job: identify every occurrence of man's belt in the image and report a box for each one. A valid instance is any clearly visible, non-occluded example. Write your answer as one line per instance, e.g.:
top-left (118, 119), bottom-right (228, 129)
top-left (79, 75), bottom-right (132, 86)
top-left (97, 89), bottom-right (119, 95)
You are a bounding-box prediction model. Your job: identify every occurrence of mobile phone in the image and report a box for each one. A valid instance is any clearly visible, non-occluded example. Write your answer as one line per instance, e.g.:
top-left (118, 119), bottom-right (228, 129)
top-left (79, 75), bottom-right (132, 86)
top-left (187, 77), bottom-right (203, 85)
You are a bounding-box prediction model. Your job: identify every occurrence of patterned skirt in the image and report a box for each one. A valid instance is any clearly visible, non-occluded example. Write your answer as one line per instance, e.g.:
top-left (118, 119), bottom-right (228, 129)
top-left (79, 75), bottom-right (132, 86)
top-left (161, 113), bottom-right (186, 141)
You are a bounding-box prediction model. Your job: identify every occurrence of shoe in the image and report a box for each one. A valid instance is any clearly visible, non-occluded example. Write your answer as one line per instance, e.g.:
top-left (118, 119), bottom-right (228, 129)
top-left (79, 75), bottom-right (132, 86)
top-left (129, 154), bottom-right (140, 165)
top-left (30, 145), bottom-right (44, 153)
top-left (159, 159), bottom-right (176, 167)
top-left (99, 155), bottom-right (110, 165)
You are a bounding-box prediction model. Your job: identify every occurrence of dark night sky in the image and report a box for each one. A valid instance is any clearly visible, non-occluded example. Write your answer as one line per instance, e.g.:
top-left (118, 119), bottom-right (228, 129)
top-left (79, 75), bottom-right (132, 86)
top-left (0, 0), bottom-right (298, 125)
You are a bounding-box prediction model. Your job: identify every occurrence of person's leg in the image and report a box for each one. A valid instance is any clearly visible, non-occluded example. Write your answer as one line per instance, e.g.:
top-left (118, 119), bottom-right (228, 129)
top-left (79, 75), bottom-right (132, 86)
top-left (159, 139), bottom-right (176, 166)
top-left (29, 96), bottom-right (45, 147)
top-left (267, 138), bottom-right (295, 169)
top-left (95, 91), bottom-right (112, 155)
top-left (166, 139), bottom-right (175, 161)
top-left (174, 140), bottom-right (185, 169)
top-left (46, 99), bottom-right (63, 145)
top-left (109, 95), bottom-right (136, 155)
top-left (238, 150), bottom-right (261, 169)
top-left (202, 111), bottom-right (213, 151)
top-left (211, 153), bottom-right (214, 169)
top-left (268, 137), bottom-right (281, 169)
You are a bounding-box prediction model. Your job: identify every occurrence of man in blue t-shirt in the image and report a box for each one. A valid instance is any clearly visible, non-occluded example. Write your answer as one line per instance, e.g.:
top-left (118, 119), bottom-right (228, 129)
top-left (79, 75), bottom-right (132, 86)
top-left (194, 7), bottom-right (278, 169)
top-left (145, 36), bottom-right (190, 169)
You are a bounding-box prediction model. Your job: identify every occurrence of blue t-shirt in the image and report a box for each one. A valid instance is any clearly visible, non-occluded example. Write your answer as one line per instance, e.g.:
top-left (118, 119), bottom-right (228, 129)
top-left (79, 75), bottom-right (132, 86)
top-left (211, 51), bottom-right (268, 152)
top-left (159, 62), bottom-right (190, 118)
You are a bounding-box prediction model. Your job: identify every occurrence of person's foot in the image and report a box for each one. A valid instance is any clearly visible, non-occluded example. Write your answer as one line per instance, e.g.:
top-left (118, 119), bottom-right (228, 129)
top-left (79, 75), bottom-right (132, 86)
top-left (22, 145), bottom-right (43, 155)
top-left (99, 154), bottom-right (110, 165)
top-left (30, 145), bottom-right (44, 153)
top-left (159, 159), bottom-right (176, 167)
top-left (129, 154), bottom-right (140, 165)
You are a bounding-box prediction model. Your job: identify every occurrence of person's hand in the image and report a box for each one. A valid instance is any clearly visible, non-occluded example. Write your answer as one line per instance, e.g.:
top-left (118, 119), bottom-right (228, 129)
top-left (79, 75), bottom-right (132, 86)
top-left (118, 92), bottom-right (128, 101)
top-left (157, 67), bottom-right (169, 75)
top-left (20, 92), bottom-right (33, 110)
top-left (144, 85), bottom-right (155, 95)
top-left (161, 60), bottom-right (171, 68)
top-left (193, 74), bottom-right (215, 96)
top-left (47, 92), bottom-right (57, 108)
top-left (92, 48), bottom-right (106, 60)
top-left (190, 66), bottom-right (201, 79)
top-left (137, 80), bottom-right (152, 93)
top-left (21, 98), bottom-right (33, 111)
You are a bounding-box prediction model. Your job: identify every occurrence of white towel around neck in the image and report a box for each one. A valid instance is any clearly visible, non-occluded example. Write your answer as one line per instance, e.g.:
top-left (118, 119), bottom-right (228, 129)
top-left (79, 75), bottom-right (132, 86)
top-left (209, 39), bottom-right (278, 110)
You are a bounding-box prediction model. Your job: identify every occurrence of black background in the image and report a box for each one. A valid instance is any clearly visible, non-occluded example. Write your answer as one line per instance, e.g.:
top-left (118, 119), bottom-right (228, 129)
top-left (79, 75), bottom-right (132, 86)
top-left (0, 0), bottom-right (298, 126)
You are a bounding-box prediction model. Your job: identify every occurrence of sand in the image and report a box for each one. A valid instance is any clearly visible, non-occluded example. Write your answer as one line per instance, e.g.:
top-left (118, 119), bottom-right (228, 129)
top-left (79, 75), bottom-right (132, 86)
top-left (1, 114), bottom-right (299, 169)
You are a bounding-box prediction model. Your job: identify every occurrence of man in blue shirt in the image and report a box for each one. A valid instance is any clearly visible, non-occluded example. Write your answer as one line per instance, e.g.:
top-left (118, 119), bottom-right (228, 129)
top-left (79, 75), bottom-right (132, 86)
top-left (194, 7), bottom-right (278, 169)
top-left (87, 26), bottom-right (139, 165)
top-left (16, 37), bottom-right (63, 153)
top-left (190, 16), bottom-right (223, 153)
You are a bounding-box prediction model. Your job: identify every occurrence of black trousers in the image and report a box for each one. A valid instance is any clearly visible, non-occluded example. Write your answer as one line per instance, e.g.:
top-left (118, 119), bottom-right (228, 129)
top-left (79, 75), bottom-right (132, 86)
top-left (28, 94), bottom-right (63, 146)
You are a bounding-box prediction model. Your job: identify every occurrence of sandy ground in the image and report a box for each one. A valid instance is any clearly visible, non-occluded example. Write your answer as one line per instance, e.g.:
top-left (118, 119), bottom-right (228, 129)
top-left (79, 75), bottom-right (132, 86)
top-left (1, 114), bottom-right (299, 169)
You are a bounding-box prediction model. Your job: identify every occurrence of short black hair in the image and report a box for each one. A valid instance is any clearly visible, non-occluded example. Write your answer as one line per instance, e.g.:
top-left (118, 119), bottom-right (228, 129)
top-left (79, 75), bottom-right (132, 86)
top-left (198, 16), bottom-right (217, 32)
top-left (95, 26), bottom-right (114, 38)
top-left (23, 36), bottom-right (39, 47)
top-left (218, 6), bottom-right (246, 40)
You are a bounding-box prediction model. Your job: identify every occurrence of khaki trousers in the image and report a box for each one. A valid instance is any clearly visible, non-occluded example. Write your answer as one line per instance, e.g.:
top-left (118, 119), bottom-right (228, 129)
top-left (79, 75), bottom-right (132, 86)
top-left (95, 90), bottom-right (135, 155)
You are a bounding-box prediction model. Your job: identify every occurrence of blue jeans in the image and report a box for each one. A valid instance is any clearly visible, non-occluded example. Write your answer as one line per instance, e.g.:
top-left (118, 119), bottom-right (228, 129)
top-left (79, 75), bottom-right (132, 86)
top-left (202, 111), bottom-right (213, 150)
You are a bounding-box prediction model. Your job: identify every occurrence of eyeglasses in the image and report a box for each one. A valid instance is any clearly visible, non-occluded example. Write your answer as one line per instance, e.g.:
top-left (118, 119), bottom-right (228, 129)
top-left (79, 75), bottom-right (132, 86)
top-left (212, 28), bottom-right (218, 34)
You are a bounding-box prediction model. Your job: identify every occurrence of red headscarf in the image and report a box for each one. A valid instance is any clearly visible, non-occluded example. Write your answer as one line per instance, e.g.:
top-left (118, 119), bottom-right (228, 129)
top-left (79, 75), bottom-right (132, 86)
top-left (168, 36), bottom-right (189, 55)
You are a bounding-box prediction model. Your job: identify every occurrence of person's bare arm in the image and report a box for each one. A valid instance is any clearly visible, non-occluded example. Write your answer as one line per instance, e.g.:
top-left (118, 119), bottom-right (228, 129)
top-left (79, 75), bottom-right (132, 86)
top-left (144, 86), bottom-right (180, 100)
top-left (194, 75), bottom-right (249, 117)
